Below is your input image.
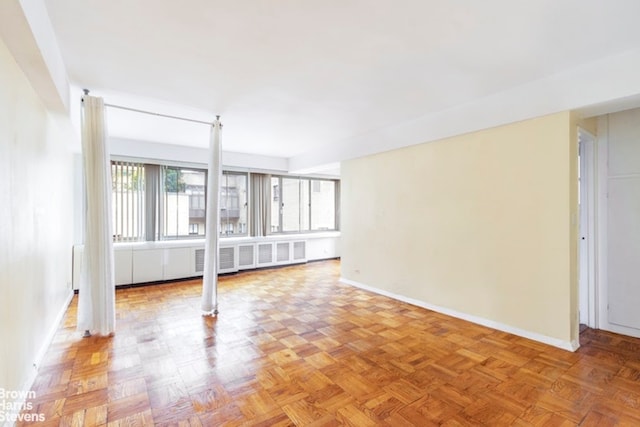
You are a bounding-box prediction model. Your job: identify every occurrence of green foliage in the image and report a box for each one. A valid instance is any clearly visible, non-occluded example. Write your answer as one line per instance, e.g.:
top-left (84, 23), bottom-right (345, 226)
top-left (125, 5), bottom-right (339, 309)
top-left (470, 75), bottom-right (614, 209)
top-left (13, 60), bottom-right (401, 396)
top-left (165, 167), bottom-right (186, 193)
top-left (111, 163), bottom-right (143, 191)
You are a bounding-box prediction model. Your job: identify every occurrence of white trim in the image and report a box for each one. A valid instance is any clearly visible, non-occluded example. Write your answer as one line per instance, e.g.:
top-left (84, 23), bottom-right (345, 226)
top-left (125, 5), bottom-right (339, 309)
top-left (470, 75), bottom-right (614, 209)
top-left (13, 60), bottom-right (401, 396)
top-left (578, 127), bottom-right (598, 329)
top-left (111, 231), bottom-right (340, 249)
top-left (604, 322), bottom-right (640, 340)
top-left (596, 115), bottom-right (609, 331)
top-left (339, 277), bottom-right (579, 352)
top-left (32, 290), bottom-right (74, 373)
top-left (12, 290), bottom-right (74, 423)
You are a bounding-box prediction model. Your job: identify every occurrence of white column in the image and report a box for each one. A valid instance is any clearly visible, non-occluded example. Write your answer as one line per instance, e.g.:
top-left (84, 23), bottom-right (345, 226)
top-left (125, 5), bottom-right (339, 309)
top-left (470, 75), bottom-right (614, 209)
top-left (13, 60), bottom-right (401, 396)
top-left (201, 118), bottom-right (222, 314)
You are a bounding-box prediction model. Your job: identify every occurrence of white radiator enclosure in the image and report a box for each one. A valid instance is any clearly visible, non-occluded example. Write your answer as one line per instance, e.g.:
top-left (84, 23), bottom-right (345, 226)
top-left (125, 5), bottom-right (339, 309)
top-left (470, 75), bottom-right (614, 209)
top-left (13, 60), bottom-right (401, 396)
top-left (72, 232), bottom-right (340, 289)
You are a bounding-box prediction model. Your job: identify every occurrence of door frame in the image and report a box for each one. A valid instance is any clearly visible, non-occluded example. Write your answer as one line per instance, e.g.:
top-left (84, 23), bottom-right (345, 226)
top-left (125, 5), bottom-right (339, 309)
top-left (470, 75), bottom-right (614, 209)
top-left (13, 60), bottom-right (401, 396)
top-left (595, 117), bottom-right (609, 332)
top-left (578, 127), bottom-right (597, 329)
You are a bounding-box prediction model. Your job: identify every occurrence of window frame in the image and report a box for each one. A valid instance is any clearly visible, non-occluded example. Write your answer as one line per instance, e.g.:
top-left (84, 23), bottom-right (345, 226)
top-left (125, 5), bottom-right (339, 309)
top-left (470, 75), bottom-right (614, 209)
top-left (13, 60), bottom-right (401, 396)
top-left (219, 170), bottom-right (249, 237)
top-left (160, 165), bottom-right (208, 240)
top-left (270, 175), bottom-right (339, 234)
top-left (111, 160), bottom-right (146, 242)
top-left (110, 157), bottom-right (339, 242)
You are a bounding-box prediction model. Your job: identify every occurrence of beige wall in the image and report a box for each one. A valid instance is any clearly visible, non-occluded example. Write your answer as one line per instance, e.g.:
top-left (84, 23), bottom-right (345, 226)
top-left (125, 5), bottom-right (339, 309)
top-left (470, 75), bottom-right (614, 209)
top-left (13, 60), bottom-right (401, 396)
top-left (341, 112), bottom-right (578, 346)
top-left (0, 38), bottom-right (74, 392)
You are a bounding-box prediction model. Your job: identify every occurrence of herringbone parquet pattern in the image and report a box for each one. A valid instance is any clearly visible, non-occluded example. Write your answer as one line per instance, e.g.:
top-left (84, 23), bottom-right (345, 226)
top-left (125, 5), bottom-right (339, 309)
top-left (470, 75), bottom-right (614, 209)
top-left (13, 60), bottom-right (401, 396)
top-left (17, 260), bottom-right (640, 426)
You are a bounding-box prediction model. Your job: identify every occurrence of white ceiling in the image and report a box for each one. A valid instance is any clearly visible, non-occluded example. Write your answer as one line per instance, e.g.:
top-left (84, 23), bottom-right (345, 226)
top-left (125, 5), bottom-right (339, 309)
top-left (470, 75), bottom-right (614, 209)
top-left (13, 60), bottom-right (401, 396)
top-left (42, 0), bottom-right (640, 169)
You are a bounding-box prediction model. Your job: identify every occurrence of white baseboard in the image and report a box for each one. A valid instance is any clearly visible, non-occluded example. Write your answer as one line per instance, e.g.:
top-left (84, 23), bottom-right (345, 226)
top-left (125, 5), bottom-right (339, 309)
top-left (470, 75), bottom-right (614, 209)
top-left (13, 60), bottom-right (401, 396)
top-left (11, 290), bottom-right (74, 424)
top-left (32, 290), bottom-right (74, 373)
top-left (600, 321), bottom-right (640, 340)
top-left (339, 277), bottom-right (579, 352)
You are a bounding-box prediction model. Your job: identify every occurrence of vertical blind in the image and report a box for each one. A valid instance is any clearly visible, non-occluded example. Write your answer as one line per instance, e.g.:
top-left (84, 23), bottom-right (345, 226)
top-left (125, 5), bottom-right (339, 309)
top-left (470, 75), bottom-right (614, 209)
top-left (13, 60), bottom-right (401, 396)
top-left (110, 163), bottom-right (339, 242)
top-left (111, 161), bottom-right (145, 242)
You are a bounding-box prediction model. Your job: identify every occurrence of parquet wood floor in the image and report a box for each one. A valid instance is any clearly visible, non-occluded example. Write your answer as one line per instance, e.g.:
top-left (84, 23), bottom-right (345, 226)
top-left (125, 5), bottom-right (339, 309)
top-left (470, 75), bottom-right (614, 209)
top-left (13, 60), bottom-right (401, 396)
top-left (17, 260), bottom-right (640, 426)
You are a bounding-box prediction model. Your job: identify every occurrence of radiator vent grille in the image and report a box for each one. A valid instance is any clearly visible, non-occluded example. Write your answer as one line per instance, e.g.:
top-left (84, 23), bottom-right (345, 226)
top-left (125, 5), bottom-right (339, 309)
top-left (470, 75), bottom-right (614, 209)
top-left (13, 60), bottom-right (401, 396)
top-left (195, 249), bottom-right (205, 273)
top-left (219, 247), bottom-right (235, 270)
top-left (258, 243), bottom-right (273, 264)
top-left (238, 245), bottom-right (254, 267)
top-left (277, 242), bottom-right (290, 262)
top-left (293, 241), bottom-right (306, 260)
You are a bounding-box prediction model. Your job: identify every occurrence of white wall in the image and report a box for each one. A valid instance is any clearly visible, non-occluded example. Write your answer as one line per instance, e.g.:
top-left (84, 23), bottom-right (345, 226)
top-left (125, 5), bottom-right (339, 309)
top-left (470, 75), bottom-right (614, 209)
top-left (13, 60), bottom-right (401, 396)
top-left (110, 137), bottom-right (290, 172)
top-left (0, 37), bottom-right (74, 397)
top-left (0, 0), bottom-right (70, 114)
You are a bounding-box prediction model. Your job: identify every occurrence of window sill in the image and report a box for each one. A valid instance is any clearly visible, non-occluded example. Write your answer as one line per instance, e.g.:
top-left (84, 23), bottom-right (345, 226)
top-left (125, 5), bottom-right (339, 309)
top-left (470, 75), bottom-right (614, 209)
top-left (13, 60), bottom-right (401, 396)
top-left (113, 231), bottom-right (341, 249)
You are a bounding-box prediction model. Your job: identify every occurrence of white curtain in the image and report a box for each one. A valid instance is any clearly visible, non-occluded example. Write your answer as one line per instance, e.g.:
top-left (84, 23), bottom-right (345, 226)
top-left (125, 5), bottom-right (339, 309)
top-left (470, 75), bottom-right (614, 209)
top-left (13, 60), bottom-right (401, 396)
top-left (201, 119), bottom-right (222, 314)
top-left (77, 95), bottom-right (116, 336)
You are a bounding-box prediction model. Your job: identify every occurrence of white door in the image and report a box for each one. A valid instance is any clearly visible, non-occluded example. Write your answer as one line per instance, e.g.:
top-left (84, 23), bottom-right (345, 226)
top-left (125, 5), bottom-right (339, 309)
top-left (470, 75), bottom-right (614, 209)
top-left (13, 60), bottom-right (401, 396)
top-left (608, 177), bottom-right (640, 330)
top-left (606, 108), bottom-right (640, 335)
top-left (578, 129), bottom-right (596, 328)
top-left (578, 139), bottom-right (588, 325)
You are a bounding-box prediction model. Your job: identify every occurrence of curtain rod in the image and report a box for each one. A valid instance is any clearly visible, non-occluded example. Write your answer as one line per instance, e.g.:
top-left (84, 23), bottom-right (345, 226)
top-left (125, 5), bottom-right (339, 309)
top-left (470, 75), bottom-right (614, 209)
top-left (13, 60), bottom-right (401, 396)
top-left (83, 89), bottom-right (218, 126)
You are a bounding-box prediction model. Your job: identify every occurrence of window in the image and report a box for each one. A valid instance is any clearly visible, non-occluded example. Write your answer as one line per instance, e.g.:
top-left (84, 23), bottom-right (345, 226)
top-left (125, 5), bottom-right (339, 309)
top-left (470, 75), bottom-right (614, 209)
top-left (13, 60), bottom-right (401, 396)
top-left (111, 160), bottom-right (336, 241)
top-left (220, 172), bottom-right (248, 236)
top-left (311, 180), bottom-right (336, 230)
top-left (281, 177), bottom-right (309, 232)
top-left (162, 166), bottom-right (206, 239)
top-left (270, 176), bottom-right (338, 233)
top-left (111, 161), bottom-right (145, 242)
top-left (271, 177), bottom-right (280, 232)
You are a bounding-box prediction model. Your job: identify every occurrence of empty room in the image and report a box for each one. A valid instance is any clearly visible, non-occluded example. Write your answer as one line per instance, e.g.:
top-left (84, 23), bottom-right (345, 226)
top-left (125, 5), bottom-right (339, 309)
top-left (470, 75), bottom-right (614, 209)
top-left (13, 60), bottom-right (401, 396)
top-left (3, 1), bottom-right (640, 426)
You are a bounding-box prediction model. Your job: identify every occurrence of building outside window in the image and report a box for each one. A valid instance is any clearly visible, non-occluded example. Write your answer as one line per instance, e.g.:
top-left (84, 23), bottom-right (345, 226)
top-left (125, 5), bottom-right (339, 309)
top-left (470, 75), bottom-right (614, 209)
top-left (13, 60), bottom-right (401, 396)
top-left (220, 172), bottom-right (248, 236)
top-left (111, 161), bottom-right (337, 241)
top-left (270, 176), bottom-right (338, 233)
top-left (162, 167), bottom-right (206, 239)
top-left (111, 161), bottom-right (145, 242)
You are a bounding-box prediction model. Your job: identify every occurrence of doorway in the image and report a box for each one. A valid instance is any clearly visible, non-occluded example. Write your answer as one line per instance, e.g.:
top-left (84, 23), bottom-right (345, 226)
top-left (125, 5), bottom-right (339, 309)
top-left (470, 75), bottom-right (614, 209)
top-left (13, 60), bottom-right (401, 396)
top-left (578, 128), bottom-right (596, 329)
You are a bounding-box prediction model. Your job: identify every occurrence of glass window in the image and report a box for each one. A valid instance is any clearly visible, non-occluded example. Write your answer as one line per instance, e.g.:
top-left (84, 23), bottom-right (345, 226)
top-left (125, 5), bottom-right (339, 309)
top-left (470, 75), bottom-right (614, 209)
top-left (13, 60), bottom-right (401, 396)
top-left (111, 161), bottom-right (145, 242)
top-left (162, 166), bottom-right (206, 239)
top-left (311, 180), bottom-right (336, 230)
top-left (220, 172), bottom-right (248, 236)
top-left (110, 159), bottom-right (338, 242)
top-left (300, 179), bottom-right (310, 231)
top-left (282, 178), bottom-right (303, 232)
top-left (271, 176), bottom-right (280, 232)
top-left (270, 176), bottom-right (338, 234)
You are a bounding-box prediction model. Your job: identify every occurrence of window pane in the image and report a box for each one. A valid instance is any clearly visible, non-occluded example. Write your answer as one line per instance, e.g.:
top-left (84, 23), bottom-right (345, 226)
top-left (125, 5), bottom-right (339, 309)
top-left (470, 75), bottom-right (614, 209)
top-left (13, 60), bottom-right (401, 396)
top-left (271, 177), bottom-right (280, 233)
top-left (282, 178), bottom-right (301, 232)
top-left (220, 172), bottom-right (248, 236)
top-left (300, 179), bottom-right (310, 231)
top-left (162, 167), bottom-right (206, 239)
top-left (311, 180), bottom-right (336, 230)
top-left (111, 161), bottom-right (145, 242)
